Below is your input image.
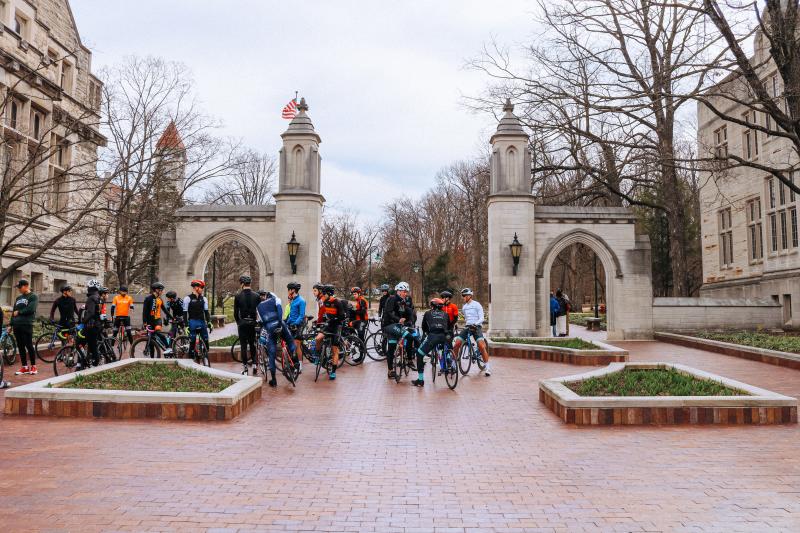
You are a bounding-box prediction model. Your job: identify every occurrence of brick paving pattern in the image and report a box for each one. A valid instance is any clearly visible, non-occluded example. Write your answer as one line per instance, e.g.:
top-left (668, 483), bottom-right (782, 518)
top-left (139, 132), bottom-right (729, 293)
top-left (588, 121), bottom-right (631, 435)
top-left (2, 340), bottom-right (800, 531)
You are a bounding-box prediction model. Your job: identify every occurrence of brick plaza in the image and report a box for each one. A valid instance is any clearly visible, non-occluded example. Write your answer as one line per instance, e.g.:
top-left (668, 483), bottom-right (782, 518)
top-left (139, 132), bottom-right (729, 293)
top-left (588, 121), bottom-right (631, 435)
top-left (1, 339), bottom-right (799, 532)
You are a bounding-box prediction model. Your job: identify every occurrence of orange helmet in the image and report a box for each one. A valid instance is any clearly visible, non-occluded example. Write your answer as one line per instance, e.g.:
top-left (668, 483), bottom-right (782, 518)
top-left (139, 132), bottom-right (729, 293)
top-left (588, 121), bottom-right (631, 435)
top-left (350, 287), bottom-right (361, 294)
top-left (191, 279), bottom-right (206, 288)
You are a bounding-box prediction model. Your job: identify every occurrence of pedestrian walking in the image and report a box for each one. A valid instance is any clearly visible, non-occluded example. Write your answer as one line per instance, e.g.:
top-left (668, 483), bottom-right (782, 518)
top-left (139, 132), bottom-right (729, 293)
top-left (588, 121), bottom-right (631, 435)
top-left (11, 279), bottom-right (38, 375)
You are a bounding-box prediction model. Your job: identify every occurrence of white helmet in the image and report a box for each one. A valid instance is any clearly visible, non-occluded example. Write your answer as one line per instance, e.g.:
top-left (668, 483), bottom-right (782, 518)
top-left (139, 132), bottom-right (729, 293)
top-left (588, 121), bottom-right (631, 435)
top-left (87, 279), bottom-right (101, 289)
top-left (461, 287), bottom-right (474, 296)
top-left (395, 281), bottom-right (410, 292)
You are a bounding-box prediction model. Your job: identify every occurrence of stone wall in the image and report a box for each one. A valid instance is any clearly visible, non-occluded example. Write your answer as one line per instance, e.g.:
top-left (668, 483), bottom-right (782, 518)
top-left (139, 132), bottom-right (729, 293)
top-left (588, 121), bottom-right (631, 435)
top-left (652, 297), bottom-right (782, 332)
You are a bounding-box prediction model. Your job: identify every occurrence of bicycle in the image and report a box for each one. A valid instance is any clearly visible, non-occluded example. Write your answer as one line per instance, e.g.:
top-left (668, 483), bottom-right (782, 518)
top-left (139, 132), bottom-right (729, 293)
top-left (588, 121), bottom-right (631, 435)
top-left (458, 325), bottom-right (487, 375)
top-left (392, 325), bottom-right (419, 384)
top-left (129, 326), bottom-right (174, 358)
top-left (108, 318), bottom-right (135, 360)
top-left (313, 327), bottom-right (341, 382)
top-left (53, 328), bottom-right (111, 375)
top-left (365, 318), bottom-right (387, 361)
top-left (258, 327), bottom-right (298, 386)
top-left (186, 323), bottom-right (211, 367)
top-left (1, 327), bottom-right (17, 366)
top-left (430, 338), bottom-right (458, 390)
top-left (34, 320), bottom-right (68, 363)
top-left (340, 324), bottom-right (366, 366)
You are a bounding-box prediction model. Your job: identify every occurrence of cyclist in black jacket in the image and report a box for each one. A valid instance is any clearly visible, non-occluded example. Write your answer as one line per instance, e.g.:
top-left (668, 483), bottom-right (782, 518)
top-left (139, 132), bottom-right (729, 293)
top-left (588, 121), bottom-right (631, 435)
top-left (49, 285), bottom-right (79, 327)
top-left (412, 298), bottom-right (450, 387)
top-left (81, 282), bottom-right (103, 368)
top-left (234, 275), bottom-right (261, 374)
top-left (381, 281), bottom-right (416, 379)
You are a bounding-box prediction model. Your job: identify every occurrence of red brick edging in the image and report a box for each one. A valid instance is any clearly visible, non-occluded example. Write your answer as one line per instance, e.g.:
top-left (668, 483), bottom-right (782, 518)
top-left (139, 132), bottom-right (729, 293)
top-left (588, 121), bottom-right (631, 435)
top-left (4, 386), bottom-right (262, 420)
top-left (539, 387), bottom-right (797, 425)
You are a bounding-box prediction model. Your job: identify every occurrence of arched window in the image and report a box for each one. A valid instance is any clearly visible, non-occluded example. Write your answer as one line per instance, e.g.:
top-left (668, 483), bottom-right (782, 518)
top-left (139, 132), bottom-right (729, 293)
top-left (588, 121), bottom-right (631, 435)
top-left (292, 145), bottom-right (304, 187)
top-left (506, 146), bottom-right (518, 187)
top-left (10, 100), bottom-right (18, 129)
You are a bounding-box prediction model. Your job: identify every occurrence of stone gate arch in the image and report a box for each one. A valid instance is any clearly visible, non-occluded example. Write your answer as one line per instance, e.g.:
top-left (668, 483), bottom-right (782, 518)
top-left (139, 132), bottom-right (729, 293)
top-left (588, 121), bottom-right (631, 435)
top-left (191, 228), bottom-right (273, 289)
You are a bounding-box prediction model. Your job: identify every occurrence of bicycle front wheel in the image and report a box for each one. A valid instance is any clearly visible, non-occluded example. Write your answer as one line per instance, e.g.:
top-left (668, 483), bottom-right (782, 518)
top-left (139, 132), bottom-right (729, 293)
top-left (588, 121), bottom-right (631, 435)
top-left (445, 351), bottom-right (459, 390)
top-left (34, 332), bottom-right (57, 363)
top-left (53, 345), bottom-right (79, 376)
top-left (458, 344), bottom-right (473, 376)
top-left (230, 338), bottom-right (242, 363)
top-left (342, 335), bottom-right (365, 366)
top-left (198, 340), bottom-right (211, 367)
top-left (393, 346), bottom-right (404, 383)
top-left (130, 337), bottom-right (161, 359)
top-left (282, 348), bottom-right (296, 387)
top-left (2, 334), bottom-right (17, 366)
top-left (430, 348), bottom-right (439, 384)
top-left (367, 331), bottom-right (386, 361)
top-left (173, 336), bottom-right (191, 358)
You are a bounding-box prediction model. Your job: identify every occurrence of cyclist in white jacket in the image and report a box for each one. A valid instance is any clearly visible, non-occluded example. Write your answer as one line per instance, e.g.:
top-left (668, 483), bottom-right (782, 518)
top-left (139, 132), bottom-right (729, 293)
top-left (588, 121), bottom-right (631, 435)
top-left (452, 288), bottom-right (491, 376)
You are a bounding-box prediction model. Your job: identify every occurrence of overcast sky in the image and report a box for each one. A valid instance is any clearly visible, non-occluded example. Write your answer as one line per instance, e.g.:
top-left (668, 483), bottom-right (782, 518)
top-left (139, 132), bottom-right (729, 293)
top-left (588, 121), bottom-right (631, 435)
top-left (71, 1), bottom-right (538, 219)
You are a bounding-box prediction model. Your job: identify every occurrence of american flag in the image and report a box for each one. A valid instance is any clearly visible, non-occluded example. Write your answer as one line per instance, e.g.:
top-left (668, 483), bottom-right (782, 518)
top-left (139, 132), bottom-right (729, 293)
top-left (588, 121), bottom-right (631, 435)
top-left (282, 98), bottom-right (298, 119)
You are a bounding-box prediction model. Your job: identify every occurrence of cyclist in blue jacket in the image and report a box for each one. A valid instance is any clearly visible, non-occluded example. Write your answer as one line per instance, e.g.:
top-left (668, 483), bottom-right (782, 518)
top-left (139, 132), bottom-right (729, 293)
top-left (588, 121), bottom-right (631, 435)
top-left (257, 291), bottom-right (298, 387)
top-left (286, 282), bottom-right (306, 370)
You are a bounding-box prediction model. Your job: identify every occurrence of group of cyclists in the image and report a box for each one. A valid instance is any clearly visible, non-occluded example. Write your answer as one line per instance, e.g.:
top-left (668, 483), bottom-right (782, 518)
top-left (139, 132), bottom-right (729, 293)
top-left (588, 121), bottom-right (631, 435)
top-left (3, 273), bottom-right (491, 389)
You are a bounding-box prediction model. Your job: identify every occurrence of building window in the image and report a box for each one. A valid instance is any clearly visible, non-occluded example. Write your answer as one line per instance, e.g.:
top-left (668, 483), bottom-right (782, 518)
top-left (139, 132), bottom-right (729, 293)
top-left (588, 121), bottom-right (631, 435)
top-left (747, 198), bottom-right (764, 261)
top-left (766, 176), bottom-right (798, 253)
top-left (60, 61), bottom-right (73, 94)
top-left (30, 108), bottom-right (44, 140)
top-left (719, 207), bottom-right (734, 268)
top-left (713, 125), bottom-right (728, 158)
top-left (88, 80), bottom-right (102, 111)
top-left (49, 134), bottom-right (70, 212)
top-left (13, 12), bottom-right (27, 38)
top-left (9, 100), bottom-right (18, 129)
top-left (743, 111), bottom-right (759, 160)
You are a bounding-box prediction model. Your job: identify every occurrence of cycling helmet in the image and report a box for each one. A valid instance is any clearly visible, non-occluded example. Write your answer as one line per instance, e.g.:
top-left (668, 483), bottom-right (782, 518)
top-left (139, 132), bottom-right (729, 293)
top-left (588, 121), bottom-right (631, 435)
top-left (99, 286), bottom-right (110, 294)
top-left (430, 298), bottom-right (444, 308)
top-left (190, 279), bottom-right (206, 288)
top-left (118, 285), bottom-right (128, 292)
top-left (165, 290), bottom-right (177, 299)
top-left (395, 281), bottom-right (410, 292)
top-left (440, 290), bottom-right (453, 298)
top-left (323, 285), bottom-right (336, 296)
top-left (313, 282), bottom-right (323, 290)
top-left (380, 284), bottom-right (390, 291)
top-left (150, 282), bottom-right (165, 291)
top-left (239, 275), bottom-right (252, 284)
top-left (60, 284), bottom-right (72, 293)
top-left (287, 282), bottom-right (301, 291)
top-left (87, 279), bottom-right (101, 289)
top-left (350, 286), bottom-right (361, 294)
top-left (461, 287), bottom-right (473, 296)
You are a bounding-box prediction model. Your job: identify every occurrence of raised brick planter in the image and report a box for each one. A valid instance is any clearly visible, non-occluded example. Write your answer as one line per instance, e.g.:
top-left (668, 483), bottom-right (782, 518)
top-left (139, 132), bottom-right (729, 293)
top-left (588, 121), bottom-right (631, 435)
top-left (488, 338), bottom-right (627, 366)
top-left (4, 358), bottom-right (262, 421)
top-left (539, 362), bottom-right (798, 426)
top-left (655, 332), bottom-right (800, 370)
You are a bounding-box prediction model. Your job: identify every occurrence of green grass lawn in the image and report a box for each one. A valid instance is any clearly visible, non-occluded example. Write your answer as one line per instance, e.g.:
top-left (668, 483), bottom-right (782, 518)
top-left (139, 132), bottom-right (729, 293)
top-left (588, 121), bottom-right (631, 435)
top-left (569, 312), bottom-right (607, 331)
top-left (691, 331), bottom-right (800, 354)
top-left (567, 368), bottom-right (745, 397)
top-left (209, 334), bottom-right (238, 347)
top-left (58, 363), bottom-right (232, 393)
top-left (491, 337), bottom-right (599, 350)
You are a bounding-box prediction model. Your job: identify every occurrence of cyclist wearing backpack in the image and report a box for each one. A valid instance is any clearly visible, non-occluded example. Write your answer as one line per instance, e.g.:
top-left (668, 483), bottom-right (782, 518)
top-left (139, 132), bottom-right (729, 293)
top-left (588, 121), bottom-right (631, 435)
top-left (412, 298), bottom-right (450, 387)
top-left (234, 275), bottom-right (260, 375)
top-left (257, 291), bottom-right (298, 387)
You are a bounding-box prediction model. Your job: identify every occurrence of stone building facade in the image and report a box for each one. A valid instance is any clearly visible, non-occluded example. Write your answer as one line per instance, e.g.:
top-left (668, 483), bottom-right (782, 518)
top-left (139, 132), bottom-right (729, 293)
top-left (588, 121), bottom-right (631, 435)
top-left (0, 0), bottom-right (106, 305)
top-left (697, 29), bottom-right (800, 328)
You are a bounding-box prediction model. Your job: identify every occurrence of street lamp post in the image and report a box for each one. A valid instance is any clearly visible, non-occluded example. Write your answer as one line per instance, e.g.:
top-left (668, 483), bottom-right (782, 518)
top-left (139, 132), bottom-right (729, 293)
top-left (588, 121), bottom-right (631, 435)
top-left (286, 231), bottom-right (300, 275)
top-left (509, 233), bottom-right (523, 276)
top-left (411, 261), bottom-right (421, 305)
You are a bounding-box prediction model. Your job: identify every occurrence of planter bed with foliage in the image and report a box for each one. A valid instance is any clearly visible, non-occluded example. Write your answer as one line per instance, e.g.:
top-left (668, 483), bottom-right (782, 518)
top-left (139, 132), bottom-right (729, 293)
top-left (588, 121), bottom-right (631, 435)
top-left (654, 331), bottom-right (800, 371)
top-left (487, 337), bottom-right (627, 366)
top-left (540, 362), bottom-right (797, 426)
top-left (4, 358), bottom-right (262, 421)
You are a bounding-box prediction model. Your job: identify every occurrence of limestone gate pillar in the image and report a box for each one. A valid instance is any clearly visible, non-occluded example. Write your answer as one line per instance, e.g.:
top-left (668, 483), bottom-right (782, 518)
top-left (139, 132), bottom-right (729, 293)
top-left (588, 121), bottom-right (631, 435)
top-left (274, 98), bottom-right (324, 295)
top-left (487, 100), bottom-right (537, 336)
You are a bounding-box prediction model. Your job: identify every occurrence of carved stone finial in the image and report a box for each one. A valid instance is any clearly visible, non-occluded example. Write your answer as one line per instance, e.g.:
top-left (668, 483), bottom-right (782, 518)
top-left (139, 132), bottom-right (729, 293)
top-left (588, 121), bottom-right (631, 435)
top-left (503, 98), bottom-right (514, 113)
top-left (298, 97), bottom-right (309, 112)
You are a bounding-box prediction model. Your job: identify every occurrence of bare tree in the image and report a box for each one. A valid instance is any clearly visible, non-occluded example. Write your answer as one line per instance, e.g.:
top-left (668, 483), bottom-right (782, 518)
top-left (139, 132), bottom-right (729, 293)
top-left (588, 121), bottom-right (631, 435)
top-left (202, 148), bottom-right (277, 205)
top-left (0, 52), bottom-right (115, 289)
top-left (321, 210), bottom-right (381, 293)
top-left (470, 0), bottom-right (722, 296)
top-left (94, 56), bottom-right (237, 287)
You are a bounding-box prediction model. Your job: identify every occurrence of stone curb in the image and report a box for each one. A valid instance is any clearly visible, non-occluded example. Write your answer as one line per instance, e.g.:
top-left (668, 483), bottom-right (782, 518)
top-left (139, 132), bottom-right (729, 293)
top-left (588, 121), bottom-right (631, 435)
top-left (655, 331), bottom-right (800, 371)
top-left (487, 338), bottom-right (628, 366)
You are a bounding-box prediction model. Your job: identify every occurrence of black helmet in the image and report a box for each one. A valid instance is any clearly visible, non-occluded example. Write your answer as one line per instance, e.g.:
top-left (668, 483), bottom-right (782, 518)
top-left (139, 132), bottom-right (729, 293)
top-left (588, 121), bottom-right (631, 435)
top-left (313, 282), bottom-right (323, 290)
top-left (258, 289), bottom-right (268, 297)
top-left (380, 284), bottom-right (390, 291)
top-left (99, 286), bottom-right (110, 294)
top-left (440, 290), bottom-right (453, 298)
top-left (118, 285), bottom-right (128, 292)
top-left (239, 275), bottom-right (252, 285)
top-left (287, 282), bottom-right (301, 291)
top-left (150, 282), bottom-right (165, 291)
top-left (166, 290), bottom-right (177, 299)
top-left (60, 284), bottom-right (72, 293)
top-left (323, 285), bottom-right (336, 296)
